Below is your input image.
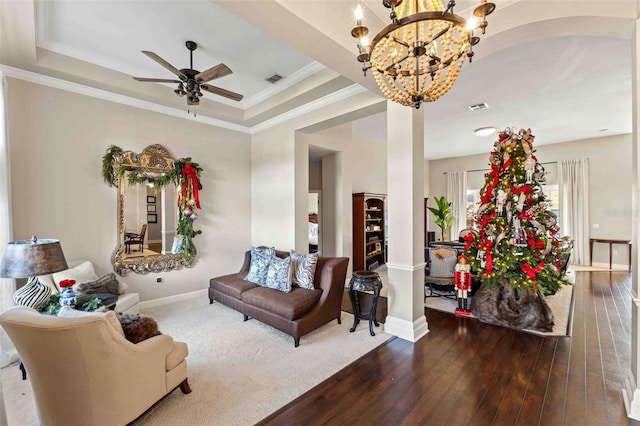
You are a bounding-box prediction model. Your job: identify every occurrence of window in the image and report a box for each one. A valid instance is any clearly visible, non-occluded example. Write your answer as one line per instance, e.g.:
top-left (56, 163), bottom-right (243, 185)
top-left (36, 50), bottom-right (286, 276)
top-left (464, 163), bottom-right (559, 229)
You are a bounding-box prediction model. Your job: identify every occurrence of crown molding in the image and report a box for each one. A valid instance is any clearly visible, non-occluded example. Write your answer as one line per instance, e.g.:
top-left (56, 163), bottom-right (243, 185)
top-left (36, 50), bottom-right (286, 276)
top-left (0, 65), bottom-right (370, 136)
top-left (241, 61), bottom-right (327, 109)
top-left (34, 1), bottom-right (327, 111)
top-left (0, 65), bottom-right (252, 134)
top-left (249, 84), bottom-right (368, 134)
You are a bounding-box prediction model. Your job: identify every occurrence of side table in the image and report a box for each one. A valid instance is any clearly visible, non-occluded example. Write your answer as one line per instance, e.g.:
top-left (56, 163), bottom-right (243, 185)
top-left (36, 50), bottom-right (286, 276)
top-left (348, 270), bottom-right (383, 336)
top-left (589, 238), bottom-right (632, 272)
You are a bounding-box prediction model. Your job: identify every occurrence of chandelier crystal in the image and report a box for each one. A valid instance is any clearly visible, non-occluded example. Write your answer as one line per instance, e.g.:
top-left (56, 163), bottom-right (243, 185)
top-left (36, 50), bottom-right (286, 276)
top-left (352, 0), bottom-right (495, 109)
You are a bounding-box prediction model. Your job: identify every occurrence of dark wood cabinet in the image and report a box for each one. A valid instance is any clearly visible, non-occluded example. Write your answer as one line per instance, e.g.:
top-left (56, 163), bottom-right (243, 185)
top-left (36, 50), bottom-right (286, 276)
top-left (353, 193), bottom-right (386, 271)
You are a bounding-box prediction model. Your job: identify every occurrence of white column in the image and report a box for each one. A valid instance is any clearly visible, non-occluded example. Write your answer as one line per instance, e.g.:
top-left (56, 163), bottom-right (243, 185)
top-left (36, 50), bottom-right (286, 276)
top-left (623, 15), bottom-right (640, 421)
top-left (383, 101), bottom-right (429, 342)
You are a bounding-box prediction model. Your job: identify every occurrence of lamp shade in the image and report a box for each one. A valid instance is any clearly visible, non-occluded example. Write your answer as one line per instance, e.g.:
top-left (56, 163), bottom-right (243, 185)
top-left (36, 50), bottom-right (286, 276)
top-left (0, 237), bottom-right (68, 279)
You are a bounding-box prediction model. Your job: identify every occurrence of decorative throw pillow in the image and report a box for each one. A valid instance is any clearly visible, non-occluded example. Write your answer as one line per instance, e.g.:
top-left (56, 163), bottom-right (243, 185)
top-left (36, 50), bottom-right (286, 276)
top-left (290, 251), bottom-right (319, 290)
top-left (116, 313), bottom-right (162, 344)
top-left (75, 273), bottom-right (120, 295)
top-left (244, 247), bottom-right (274, 286)
top-left (58, 306), bottom-right (125, 338)
top-left (53, 261), bottom-right (99, 292)
top-left (264, 255), bottom-right (292, 293)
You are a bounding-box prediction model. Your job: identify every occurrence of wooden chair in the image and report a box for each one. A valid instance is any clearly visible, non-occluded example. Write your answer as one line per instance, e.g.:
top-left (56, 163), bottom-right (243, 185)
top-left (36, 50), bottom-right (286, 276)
top-left (125, 223), bottom-right (147, 254)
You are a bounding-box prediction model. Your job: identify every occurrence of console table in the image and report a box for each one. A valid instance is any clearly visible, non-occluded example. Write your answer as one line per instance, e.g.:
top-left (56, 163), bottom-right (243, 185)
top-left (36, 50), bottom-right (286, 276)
top-left (348, 270), bottom-right (383, 336)
top-left (589, 238), bottom-right (632, 272)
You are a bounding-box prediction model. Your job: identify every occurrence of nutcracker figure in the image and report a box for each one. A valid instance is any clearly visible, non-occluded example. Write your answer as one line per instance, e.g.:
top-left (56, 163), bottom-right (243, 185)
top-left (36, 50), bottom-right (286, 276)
top-left (454, 254), bottom-right (472, 316)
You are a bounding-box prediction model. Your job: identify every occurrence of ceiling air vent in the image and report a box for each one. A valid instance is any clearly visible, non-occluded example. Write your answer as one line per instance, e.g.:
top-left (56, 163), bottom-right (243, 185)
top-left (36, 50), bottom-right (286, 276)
top-left (468, 102), bottom-right (489, 111)
top-left (265, 74), bottom-right (284, 84)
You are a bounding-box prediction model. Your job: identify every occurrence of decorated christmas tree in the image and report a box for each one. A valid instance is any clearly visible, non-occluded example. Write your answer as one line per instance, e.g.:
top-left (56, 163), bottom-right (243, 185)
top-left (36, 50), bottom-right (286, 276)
top-left (463, 128), bottom-right (570, 296)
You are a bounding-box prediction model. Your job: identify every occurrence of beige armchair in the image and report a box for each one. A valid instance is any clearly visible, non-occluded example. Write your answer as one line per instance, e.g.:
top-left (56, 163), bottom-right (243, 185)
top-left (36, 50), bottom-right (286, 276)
top-left (0, 306), bottom-right (190, 426)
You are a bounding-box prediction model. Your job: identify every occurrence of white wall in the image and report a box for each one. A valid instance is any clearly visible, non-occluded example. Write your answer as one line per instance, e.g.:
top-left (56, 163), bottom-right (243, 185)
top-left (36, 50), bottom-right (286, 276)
top-left (250, 90), bottom-right (382, 256)
top-left (6, 78), bottom-right (252, 301)
top-left (428, 134), bottom-right (633, 266)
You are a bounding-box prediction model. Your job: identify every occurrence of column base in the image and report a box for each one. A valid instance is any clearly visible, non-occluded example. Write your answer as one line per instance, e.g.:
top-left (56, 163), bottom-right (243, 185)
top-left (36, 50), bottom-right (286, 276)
top-left (384, 315), bottom-right (429, 343)
top-left (623, 367), bottom-right (640, 420)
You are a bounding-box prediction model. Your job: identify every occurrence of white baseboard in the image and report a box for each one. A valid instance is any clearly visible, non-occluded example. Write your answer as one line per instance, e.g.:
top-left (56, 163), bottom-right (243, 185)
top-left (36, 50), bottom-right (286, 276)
top-left (592, 262), bottom-right (631, 271)
top-left (137, 289), bottom-right (207, 310)
top-left (623, 368), bottom-right (640, 420)
top-left (383, 315), bottom-right (429, 342)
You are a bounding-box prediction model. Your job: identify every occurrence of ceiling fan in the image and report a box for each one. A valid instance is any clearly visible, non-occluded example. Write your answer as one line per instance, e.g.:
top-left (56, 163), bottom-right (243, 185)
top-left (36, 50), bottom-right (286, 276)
top-left (133, 40), bottom-right (243, 107)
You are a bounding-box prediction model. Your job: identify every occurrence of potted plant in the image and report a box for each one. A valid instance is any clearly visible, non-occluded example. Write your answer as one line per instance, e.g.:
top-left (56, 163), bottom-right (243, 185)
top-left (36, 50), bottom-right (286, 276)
top-left (428, 196), bottom-right (454, 241)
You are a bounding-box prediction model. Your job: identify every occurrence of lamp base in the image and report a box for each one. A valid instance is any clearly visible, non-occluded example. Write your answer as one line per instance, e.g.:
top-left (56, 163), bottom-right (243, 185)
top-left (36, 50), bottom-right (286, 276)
top-left (13, 276), bottom-right (52, 310)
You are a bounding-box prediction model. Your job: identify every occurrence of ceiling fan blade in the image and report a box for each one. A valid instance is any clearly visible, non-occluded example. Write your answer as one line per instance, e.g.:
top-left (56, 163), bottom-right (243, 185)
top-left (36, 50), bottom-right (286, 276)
top-left (133, 77), bottom-right (181, 83)
top-left (195, 64), bottom-right (232, 82)
top-left (142, 51), bottom-right (187, 80)
top-left (200, 84), bottom-right (244, 102)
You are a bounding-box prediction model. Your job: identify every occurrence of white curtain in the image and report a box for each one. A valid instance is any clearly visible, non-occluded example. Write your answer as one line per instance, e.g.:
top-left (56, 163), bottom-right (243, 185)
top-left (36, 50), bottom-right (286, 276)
top-left (558, 159), bottom-right (589, 265)
top-left (446, 171), bottom-right (467, 241)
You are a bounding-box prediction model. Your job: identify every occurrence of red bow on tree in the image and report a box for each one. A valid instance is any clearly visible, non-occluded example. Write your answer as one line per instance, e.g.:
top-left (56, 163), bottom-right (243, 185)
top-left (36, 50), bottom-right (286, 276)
top-left (527, 237), bottom-right (545, 249)
top-left (522, 261), bottom-right (545, 287)
top-left (181, 164), bottom-right (200, 209)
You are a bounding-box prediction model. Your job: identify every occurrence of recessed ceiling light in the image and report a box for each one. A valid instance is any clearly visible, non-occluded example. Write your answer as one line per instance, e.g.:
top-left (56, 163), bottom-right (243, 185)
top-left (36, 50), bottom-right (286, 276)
top-left (474, 127), bottom-right (497, 136)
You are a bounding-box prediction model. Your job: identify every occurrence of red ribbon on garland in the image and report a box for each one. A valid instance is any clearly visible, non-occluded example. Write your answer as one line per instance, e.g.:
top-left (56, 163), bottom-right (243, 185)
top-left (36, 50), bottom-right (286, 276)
top-left (510, 184), bottom-right (533, 195)
top-left (478, 236), bottom-right (494, 275)
top-left (463, 233), bottom-right (475, 251)
top-left (181, 163), bottom-right (201, 209)
top-left (521, 261), bottom-right (545, 287)
top-left (481, 159), bottom-right (513, 204)
top-left (479, 211), bottom-right (496, 228)
top-left (527, 237), bottom-right (544, 249)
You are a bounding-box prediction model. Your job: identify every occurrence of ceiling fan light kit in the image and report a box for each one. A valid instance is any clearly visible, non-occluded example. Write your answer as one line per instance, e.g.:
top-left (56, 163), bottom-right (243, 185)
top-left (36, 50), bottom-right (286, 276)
top-left (351, 0), bottom-right (495, 109)
top-left (133, 40), bottom-right (243, 112)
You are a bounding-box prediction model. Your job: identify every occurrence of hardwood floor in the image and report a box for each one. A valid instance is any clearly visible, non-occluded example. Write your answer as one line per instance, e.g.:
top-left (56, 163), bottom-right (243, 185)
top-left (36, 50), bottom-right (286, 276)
top-left (259, 271), bottom-right (631, 425)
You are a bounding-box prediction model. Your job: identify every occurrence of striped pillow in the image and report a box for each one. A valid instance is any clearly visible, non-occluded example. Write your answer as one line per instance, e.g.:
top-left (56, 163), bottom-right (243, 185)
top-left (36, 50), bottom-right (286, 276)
top-left (290, 251), bottom-right (319, 290)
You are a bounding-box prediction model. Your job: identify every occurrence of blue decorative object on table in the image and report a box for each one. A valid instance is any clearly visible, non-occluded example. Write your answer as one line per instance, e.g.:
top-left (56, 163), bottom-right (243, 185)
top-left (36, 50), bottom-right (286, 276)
top-left (59, 279), bottom-right (76, 308)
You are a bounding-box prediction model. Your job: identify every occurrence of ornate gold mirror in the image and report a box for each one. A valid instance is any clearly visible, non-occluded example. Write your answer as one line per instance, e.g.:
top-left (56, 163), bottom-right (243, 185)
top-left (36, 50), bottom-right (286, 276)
top-left (102, 144), bottom-right (203, 274)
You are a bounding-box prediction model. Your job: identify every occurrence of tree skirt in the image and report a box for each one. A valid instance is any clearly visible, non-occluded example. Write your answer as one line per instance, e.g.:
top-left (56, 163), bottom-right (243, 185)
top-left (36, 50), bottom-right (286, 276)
top-left (424, 276), bottom-right (575, 337)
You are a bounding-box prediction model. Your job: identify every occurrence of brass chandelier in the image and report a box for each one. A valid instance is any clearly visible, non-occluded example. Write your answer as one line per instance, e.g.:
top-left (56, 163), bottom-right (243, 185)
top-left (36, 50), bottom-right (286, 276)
top-left (351, 0), bottom-right (495, 109)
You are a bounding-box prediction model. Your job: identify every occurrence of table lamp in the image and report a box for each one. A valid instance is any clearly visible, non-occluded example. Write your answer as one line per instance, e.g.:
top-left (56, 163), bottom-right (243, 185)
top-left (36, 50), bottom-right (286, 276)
top-left (0, 236), bottom-right (68, 310)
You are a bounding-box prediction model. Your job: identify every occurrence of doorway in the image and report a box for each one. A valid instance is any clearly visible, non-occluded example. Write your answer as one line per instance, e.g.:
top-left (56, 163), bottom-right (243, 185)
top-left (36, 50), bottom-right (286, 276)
top-left (309, 191), bottom-right (321, 253)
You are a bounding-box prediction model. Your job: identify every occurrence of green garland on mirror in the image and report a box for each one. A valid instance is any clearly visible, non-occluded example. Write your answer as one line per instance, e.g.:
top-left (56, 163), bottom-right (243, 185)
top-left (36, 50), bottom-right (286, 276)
top-left (101, 145), bottom-right (203, 258)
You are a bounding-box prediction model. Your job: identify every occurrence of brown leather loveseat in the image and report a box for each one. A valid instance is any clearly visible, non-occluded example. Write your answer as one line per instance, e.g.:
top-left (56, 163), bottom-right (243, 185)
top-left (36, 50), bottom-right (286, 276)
top-left (209, 249), bottom-right (349, 347)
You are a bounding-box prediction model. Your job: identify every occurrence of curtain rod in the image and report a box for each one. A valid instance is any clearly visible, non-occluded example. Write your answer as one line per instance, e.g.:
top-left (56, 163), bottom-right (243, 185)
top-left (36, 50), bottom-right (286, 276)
top-left (443, 161), bottom-right (557, 174)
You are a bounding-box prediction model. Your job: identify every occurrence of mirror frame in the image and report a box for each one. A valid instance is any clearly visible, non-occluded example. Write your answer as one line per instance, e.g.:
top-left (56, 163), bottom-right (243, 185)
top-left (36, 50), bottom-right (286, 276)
top-left (111, 144), bottom-right (195, 275)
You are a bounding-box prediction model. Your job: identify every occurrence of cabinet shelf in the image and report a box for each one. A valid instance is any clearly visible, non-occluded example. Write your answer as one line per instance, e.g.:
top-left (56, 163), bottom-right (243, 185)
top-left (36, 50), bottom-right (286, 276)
top-left (366, 252), bottom-right (383, 260)
top-left (353, 193), bottom-right (386, 272)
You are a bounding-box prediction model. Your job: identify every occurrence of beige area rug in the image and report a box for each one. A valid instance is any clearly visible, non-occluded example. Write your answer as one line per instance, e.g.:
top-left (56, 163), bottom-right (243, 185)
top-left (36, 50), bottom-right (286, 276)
top-left (1, 298), bottom-right (392, 426)
top-left (424, 273), bottom-right (576, 337)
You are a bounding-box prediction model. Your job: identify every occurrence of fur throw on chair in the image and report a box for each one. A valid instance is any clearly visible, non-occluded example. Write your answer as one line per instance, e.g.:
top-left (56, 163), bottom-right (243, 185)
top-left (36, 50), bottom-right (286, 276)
top-left (116, 313), bottom-right (162, 343)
